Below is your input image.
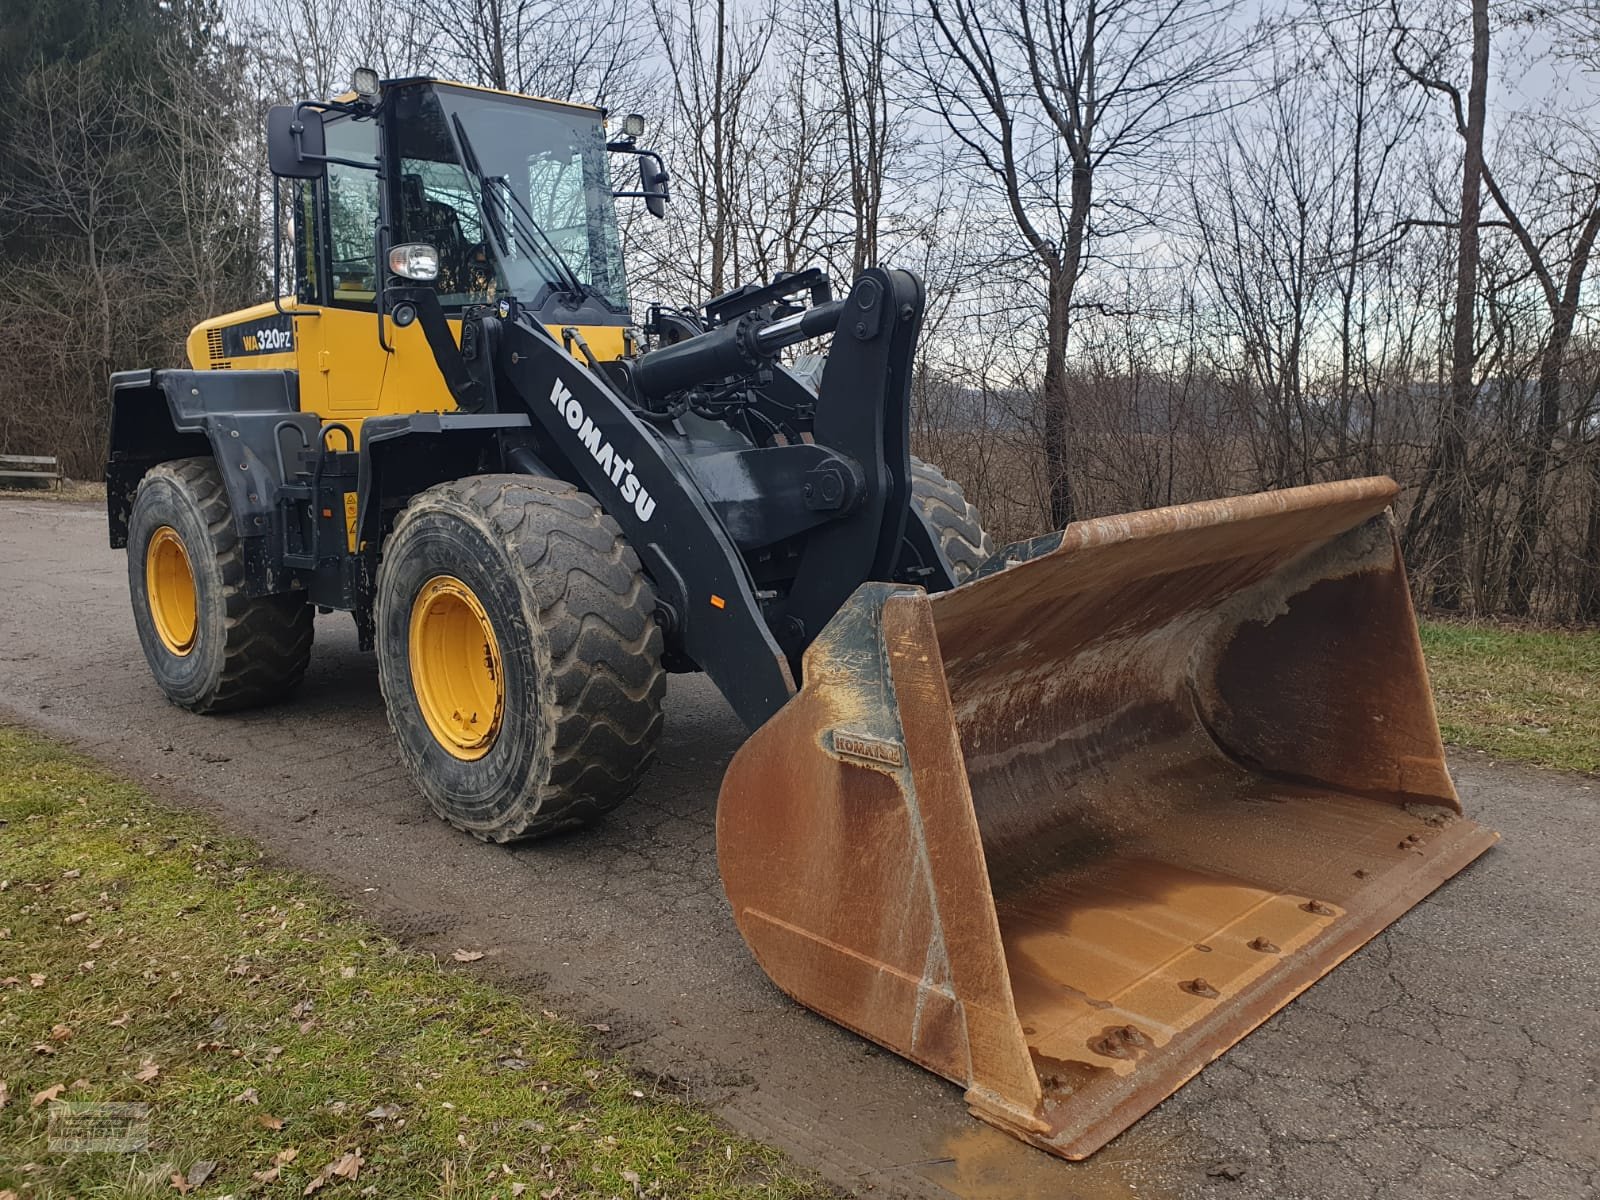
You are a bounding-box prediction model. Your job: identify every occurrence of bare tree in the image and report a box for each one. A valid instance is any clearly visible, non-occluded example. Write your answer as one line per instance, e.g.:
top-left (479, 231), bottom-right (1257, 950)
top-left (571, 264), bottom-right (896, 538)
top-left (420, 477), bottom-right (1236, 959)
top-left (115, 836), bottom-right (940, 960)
top-left (645, 0), bottom-right (776, 299)
top-left (1393, 0), bottom-right (1492, 610)
top-left (410, 0), bottom-right (651, 108)
top-left (1480, 134), bottom-right (1600, 612)
top-left (911, 0), bottom-right (1263, 526)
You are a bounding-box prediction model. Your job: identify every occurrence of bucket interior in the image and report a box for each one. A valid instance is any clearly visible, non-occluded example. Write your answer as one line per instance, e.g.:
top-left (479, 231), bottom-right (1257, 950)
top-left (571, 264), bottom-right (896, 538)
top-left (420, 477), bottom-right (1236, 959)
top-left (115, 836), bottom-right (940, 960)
top-left (925, 487), bottom-right (1479, 1129)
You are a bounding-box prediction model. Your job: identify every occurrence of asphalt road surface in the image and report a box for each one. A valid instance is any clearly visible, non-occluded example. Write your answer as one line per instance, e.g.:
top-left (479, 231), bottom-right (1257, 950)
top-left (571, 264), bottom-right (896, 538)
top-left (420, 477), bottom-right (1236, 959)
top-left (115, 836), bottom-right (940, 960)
top-left (2, 495), bottom-right (1596, 1199)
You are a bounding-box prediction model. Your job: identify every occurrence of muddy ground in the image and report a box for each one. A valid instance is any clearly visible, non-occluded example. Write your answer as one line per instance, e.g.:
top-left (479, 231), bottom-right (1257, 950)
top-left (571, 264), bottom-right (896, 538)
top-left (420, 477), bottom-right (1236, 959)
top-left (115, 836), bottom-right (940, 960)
top-left (2, 496), bottom-right (1595, 1199)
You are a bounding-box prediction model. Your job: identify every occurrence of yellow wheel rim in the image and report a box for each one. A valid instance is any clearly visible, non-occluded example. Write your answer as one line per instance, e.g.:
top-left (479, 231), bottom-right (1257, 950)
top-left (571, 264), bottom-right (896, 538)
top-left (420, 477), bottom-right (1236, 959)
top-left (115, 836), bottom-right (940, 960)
top-left (409, 576), bottom-right (504, 761)
top-left (146, 526), bottom-right (198, 656)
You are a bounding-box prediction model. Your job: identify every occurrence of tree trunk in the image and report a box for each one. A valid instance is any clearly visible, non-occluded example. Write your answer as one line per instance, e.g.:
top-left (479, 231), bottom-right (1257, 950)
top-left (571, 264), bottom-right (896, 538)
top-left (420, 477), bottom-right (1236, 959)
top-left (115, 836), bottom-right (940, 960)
top-left (1042, 160), bottom-right (1092, 528)
top-left (1506, 314), bottom-right (1574, 614)
top-left (1042, 265), bottom-right (1073, 527)
top-left (1429, 0), bottom-right (1490, 612)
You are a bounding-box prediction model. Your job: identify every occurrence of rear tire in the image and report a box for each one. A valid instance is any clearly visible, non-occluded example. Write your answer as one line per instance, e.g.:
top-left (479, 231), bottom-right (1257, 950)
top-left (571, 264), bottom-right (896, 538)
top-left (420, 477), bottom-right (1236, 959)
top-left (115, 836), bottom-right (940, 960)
top-left (375, 474), bottom-right (665, 842)
top-left (910, 456), bottom-right (995, 583)
top-left (126, 457), bottom-right (314, 713)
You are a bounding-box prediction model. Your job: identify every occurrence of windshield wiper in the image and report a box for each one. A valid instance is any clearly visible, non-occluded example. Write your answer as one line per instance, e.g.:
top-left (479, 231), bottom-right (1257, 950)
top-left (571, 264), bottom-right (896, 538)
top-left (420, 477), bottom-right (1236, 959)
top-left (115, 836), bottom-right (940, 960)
top-left (450, 114), bottom-right (586, 301)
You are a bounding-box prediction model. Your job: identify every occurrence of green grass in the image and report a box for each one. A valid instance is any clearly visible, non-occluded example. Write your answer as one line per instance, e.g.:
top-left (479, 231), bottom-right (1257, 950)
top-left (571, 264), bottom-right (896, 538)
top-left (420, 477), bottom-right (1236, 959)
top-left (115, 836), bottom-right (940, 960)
top-left (0, 725), bottom-right (829, 1199)
top-left (1421, 621), bottom-right (1600, 774)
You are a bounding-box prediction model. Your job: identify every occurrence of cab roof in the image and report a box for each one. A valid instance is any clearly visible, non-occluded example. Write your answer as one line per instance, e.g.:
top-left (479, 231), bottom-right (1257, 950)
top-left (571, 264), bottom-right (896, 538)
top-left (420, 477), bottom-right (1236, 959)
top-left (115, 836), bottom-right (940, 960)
top-left (377, 77), bottom-right (605, 116)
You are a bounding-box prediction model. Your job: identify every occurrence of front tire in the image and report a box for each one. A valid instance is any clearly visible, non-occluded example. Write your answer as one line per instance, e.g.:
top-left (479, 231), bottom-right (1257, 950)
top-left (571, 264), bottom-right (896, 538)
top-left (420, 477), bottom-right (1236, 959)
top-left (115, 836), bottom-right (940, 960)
top-left (375, 474), bottom-right (665, 842)
top-left (910, 456), bottom-right (995, 583)
top-left (126, 457), bottom-right (314, 712)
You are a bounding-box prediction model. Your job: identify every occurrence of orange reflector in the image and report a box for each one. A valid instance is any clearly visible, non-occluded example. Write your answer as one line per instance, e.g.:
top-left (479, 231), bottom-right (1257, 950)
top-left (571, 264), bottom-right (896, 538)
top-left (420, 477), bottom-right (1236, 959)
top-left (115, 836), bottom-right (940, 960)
top-left (710, 594), bottom-right (726, 609)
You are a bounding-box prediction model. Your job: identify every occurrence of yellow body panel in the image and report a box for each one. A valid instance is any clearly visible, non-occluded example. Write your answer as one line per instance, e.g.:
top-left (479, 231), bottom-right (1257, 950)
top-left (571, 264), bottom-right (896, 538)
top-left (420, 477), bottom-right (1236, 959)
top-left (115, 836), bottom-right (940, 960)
top-left (188, 299), bottom-right (627, 440)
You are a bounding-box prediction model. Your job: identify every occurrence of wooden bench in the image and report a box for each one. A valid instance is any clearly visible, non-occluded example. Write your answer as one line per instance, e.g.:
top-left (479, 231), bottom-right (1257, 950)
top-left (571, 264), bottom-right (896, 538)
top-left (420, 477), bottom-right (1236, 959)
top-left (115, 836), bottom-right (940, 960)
top-left (0, 453), bottom-right (63, 490)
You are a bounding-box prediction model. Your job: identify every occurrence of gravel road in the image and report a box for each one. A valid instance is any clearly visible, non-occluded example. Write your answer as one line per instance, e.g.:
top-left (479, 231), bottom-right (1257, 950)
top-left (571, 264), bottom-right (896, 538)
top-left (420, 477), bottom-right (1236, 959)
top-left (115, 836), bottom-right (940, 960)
top-left (2, 495), bottom-right (1594, 1199)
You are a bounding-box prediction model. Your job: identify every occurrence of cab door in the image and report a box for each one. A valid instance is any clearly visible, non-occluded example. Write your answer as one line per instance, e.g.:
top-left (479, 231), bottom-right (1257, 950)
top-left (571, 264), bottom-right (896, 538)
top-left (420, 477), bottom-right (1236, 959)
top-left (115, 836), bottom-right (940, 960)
top-left (299, 114), bottom-right (389, 421)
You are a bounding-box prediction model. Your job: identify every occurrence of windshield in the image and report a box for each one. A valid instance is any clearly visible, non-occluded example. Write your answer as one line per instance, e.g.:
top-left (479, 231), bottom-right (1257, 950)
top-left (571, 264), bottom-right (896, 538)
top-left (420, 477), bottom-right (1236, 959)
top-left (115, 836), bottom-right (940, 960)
top-left (389, 84), bottom-right (630, 312)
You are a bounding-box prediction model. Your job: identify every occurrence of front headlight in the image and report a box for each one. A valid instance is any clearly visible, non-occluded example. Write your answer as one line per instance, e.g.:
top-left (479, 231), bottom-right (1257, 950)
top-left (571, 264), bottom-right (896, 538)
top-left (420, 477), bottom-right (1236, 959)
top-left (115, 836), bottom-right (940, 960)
top-left (388, 243), bottom-right (440, 282)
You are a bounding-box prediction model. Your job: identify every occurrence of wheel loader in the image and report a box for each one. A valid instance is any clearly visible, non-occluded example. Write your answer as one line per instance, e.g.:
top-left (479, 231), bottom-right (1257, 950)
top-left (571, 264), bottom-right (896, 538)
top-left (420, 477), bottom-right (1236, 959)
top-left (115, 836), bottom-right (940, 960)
top-left (104, 73), bottom-right (1497, 1160)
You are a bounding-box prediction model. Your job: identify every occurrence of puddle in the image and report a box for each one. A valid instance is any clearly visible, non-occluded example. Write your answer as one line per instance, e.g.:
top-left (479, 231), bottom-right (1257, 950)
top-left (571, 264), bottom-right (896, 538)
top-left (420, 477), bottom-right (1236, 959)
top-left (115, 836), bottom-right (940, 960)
top-left (923, 1123), bottom-right (1183, 1200)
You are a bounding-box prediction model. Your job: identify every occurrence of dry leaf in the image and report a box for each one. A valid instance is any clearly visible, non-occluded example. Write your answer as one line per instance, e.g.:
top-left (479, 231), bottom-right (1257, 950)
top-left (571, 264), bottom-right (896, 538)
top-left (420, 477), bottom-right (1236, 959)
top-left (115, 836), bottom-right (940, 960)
top-left (134, 1061), bottom-right (160, 1083)
top-left (62, 868), bottom-right (81, 879)
top-left (0, 1080), bottom-right (8, 1110)
top-left (257, 1113), bottom-right (285, 1131)
top-left (233, 1087), bottom-right (259, 1105)
top-left (110, 1012), bottom-right (133, 1028)
top-left (186, 1160), bottom-right (217, 1189)
top-left (1, 1189), bottom-right (16, 1200)
top-left (50, 1024), bottom-right (72, 1042)
top-left (252, 1167), bottom-right (282, 1184)
top-left (511, 1186), bottom-right (527, 1198)
top-left (364, 1104), bottom-right (401, 1121)
top-left (29, 973), bottom-right (45, 988)
top-left (451, 949), bottom-right (484, 963)
top-left (274, 1148), bottom-right (299, 1166)
top-left (339, 966), bottom-right (356, 979)
top-left (33, 1043), bottom-right (57, 1056)
top-left (303, 1151), bottom-right (361, 1197)
top-left (0, 927), bottom-right (10, 939)
top-left (86, 936), bottom-right (104, 951)
top-left (170, 1173), bottom-right (191, 1195)
top-left (65, 912), bottom-right (88, 926)
top-left (31, 1083), bottom-right (64, 1108)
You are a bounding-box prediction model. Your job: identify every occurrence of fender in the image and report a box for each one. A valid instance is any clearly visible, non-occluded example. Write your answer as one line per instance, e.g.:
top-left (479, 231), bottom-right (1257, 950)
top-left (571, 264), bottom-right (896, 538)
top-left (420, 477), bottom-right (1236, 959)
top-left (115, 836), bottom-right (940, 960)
top-left (105, 370), bottom-right (315, 599)
top-left (355, 412), bottom-right (537, 545)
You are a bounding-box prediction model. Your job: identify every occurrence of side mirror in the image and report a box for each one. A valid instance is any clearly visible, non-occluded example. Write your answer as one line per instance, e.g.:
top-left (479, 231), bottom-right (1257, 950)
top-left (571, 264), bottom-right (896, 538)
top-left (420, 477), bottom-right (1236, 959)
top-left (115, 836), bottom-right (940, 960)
top-left (641, 154), bottom-right (670, 219)
top-left (267, 105), bottom-right (326, 179)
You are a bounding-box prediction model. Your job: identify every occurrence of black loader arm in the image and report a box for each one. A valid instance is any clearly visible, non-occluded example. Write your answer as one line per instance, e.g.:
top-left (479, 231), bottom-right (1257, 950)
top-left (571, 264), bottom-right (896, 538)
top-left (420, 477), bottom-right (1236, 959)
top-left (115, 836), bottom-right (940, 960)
top-left (495, 320), bottom-right (798, 730)
top-left (768, 269), bottom-right (928, 647)
top-left (405, 268), bottom-right (937, 732)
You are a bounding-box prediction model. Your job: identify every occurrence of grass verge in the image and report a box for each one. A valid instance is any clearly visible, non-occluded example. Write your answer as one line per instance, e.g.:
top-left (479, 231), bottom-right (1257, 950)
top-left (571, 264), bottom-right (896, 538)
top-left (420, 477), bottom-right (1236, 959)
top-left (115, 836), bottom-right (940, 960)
top-left (0, 725), bottom-right (828, 1199)
top-left (1421, 621), bottom-right (1600, 774)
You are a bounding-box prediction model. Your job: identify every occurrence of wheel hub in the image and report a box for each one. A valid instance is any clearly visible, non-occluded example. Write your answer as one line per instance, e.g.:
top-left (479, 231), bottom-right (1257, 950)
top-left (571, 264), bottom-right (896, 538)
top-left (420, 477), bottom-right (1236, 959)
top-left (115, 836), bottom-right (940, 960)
top-left (146, 525), bottom-right (198, 656)
top-left (409, 576), bottom-right (504, 760)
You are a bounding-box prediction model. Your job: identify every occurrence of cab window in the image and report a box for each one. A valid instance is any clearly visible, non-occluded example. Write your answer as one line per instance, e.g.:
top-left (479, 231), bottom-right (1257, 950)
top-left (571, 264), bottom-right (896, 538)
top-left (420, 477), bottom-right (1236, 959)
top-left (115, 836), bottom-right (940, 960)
top-left (391, 90), bottom-right (498, 309)
top-left (324, 117), bottom-right (381, 307)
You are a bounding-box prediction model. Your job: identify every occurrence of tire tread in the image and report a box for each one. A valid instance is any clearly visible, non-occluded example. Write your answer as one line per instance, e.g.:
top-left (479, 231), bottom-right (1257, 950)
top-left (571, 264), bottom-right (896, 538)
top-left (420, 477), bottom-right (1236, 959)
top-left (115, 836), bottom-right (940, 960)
top-left (138, 457), bottom-right (313, 713)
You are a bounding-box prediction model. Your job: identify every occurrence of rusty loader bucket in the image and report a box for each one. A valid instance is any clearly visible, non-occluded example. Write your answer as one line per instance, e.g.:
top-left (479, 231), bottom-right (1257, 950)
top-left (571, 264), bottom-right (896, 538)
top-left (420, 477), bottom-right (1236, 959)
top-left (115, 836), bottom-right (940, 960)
top-left (717, 477), bottom-right (1498, 1160)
